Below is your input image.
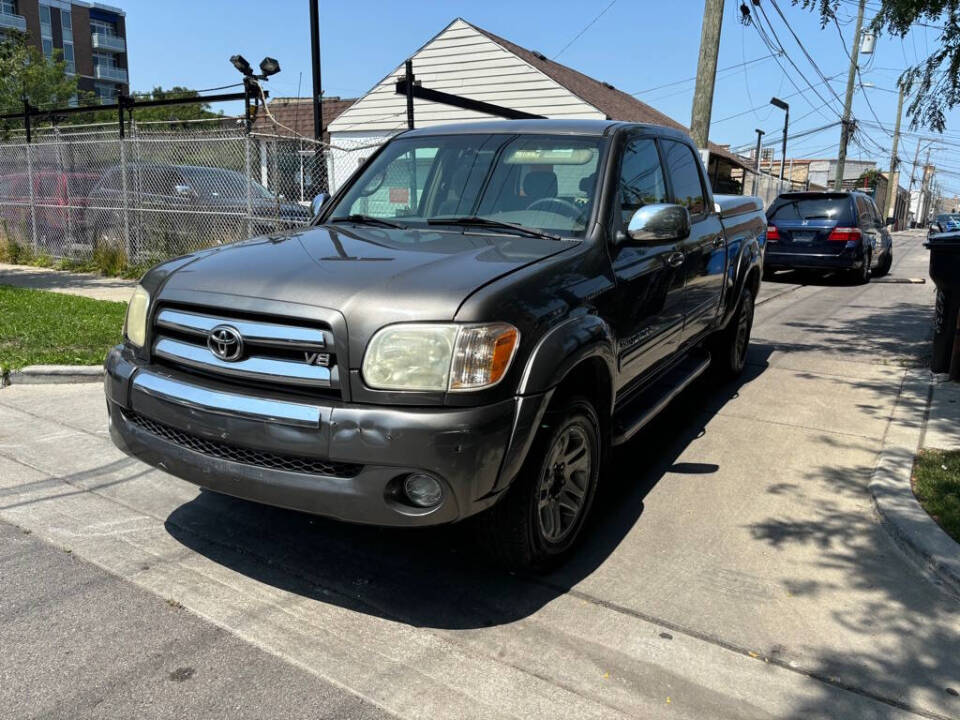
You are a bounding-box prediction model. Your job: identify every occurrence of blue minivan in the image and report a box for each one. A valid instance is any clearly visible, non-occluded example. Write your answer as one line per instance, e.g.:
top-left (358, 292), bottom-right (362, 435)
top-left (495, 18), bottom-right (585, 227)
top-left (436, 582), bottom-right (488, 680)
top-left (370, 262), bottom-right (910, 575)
top-left (764, 191), bottom-right (894, 283)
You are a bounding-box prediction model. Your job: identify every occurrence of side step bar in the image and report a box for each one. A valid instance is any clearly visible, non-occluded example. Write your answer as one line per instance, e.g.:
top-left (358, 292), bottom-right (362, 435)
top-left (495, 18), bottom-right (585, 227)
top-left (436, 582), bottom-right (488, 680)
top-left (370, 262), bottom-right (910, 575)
top-left (611, 353), bottom-right (712, 445)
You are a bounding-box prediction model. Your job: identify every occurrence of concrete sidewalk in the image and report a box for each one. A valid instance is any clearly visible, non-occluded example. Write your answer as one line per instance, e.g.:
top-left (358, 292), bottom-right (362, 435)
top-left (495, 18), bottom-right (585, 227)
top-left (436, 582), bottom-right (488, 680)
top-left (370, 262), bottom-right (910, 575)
top-left (926, 379), bottom-right (960, 452)
top-left (0, 262), bottom-right (135, 303)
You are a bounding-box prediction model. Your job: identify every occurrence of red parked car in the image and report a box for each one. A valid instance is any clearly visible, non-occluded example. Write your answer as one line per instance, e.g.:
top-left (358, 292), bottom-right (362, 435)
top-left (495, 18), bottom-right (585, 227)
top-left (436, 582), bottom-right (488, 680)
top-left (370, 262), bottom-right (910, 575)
top-left (0, 171), bottom-right (101, 252)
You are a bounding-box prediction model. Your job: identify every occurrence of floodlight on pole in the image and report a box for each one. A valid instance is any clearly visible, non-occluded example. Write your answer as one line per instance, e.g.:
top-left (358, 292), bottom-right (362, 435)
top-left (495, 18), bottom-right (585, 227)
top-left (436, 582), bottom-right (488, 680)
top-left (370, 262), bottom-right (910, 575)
top-left (230, 55), bottom-right (253, 76)
top-left (259, 57), bottom-right (281, 77)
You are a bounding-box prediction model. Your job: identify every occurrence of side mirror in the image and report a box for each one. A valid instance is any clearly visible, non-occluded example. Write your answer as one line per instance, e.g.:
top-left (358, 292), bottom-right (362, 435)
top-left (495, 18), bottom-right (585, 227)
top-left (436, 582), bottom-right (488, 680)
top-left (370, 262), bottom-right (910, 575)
top-left (930, 223), bottom-right (942, 234)
top-left (311, 192), bottom-right (329, 215)
top-left (885, 217), bottom-right (896, 227)
top-left (626, 203), bottom-right (691, 243)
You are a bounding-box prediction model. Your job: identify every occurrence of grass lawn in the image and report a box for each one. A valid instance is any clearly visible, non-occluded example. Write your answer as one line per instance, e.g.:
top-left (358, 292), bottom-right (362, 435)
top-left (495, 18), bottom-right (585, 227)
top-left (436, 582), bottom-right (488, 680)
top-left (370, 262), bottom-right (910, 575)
top-left (913, 448), bottom-right (960, 543)
top-left (0, 285), bottom-right (126, 372)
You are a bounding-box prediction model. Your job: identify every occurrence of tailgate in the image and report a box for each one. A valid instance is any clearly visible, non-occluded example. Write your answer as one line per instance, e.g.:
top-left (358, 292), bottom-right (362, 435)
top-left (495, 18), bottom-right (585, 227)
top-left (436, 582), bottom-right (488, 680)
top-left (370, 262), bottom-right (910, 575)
top-left (772, 220), bottom-right (842, 254)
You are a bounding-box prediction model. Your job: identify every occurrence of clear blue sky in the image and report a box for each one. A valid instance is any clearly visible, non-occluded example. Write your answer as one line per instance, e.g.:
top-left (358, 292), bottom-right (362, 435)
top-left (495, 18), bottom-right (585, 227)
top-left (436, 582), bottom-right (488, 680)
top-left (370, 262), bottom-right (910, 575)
top-left (123, 0), bottom-right (960, 194)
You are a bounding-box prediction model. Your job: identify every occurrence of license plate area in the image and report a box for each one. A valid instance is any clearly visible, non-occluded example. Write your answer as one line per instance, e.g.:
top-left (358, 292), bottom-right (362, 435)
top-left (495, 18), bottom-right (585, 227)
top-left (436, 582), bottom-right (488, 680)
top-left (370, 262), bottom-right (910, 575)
top-left (791, 232), bottom-right (815, 243)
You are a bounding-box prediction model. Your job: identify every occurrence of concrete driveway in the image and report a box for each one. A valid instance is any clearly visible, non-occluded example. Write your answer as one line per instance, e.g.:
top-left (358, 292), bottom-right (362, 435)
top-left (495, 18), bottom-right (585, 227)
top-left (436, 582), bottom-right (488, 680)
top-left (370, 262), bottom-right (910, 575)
top-left (1, 231), bottom-right (956, 719)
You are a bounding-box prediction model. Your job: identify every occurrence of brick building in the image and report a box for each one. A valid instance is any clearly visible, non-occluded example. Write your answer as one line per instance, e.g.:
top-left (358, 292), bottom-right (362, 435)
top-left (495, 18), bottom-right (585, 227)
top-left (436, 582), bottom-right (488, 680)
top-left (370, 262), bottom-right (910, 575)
top-left (0, 0), bottom-right (128, 104)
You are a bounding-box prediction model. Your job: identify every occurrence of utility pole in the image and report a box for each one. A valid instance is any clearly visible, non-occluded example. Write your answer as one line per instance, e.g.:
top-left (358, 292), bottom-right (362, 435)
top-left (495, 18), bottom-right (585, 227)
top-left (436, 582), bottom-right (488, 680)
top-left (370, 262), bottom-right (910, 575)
top-left (834, 0), bottom-right (866, 190)
top-left (920, 146), bottom-right (933, 225)
top-left (753, 128), bottom-right (765, 195)
top-left (690, 0), bottom-right (725, 150)
top-left (883, 84), bottom-right (904, 221)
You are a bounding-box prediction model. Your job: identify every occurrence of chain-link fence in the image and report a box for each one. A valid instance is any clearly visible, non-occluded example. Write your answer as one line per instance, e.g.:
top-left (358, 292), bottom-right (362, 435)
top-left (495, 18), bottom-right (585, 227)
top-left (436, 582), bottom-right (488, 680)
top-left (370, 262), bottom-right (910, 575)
top-left (0, 120), bottom-right (383, 266)
top-left (742, 170), bottom-right (807, 208)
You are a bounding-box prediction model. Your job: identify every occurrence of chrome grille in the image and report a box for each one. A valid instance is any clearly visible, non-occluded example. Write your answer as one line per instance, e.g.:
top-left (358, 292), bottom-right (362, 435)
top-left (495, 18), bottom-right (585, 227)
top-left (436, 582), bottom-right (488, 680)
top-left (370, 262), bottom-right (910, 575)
top-left (152, 307), bottom-right (338, 391)
top-left (123, 409), bottom-right (362, 478)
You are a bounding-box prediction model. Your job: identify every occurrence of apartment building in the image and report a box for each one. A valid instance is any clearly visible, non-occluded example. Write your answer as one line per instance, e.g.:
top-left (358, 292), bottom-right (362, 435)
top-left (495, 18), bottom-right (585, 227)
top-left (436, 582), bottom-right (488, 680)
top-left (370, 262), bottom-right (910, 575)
top-left (0, 0), bottom-right (128, 103)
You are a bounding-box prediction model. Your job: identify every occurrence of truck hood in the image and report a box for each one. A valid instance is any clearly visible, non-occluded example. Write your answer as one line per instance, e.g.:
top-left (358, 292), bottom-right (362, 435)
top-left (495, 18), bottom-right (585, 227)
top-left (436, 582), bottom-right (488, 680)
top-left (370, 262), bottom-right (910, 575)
top-left (157, 223), bottom-right (573, 342)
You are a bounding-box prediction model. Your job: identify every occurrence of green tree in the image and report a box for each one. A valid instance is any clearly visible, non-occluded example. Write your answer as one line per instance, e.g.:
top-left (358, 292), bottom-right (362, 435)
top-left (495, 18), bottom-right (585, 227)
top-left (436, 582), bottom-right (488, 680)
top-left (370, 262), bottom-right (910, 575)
top-left (857, 167), bottom-right (883, 189)
top-left (71, 86), bottom-right (224, 125)
top-left (0, 31), bottom-right (77, 115)
top-left (795, 0), bottom-right (960, 131)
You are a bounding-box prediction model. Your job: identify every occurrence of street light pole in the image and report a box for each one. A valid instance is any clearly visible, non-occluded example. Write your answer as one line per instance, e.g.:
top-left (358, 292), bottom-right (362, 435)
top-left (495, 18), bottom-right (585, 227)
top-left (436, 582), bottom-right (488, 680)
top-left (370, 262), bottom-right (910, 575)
top-left (770, 97), bottom-right (789, 195)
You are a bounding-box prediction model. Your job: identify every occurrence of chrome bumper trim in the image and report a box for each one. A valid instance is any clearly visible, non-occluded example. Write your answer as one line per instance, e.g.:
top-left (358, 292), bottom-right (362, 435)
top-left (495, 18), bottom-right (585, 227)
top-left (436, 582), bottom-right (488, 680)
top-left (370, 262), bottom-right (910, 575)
top-left (153, 337), bottom-right (333, 387)
top-left (132, 370), bottom-right (321, 428)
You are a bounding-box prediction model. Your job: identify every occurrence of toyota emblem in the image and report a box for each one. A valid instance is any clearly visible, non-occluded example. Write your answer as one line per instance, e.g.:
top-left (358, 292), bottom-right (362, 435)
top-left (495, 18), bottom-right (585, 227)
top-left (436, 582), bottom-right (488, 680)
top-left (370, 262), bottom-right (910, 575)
top-left (207, 325), bottom-right (244, 361)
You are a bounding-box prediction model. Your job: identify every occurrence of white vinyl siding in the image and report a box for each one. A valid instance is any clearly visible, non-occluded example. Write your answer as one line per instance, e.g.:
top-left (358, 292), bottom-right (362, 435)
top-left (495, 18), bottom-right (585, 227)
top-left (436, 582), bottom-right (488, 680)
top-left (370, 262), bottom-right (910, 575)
top-left (328, 19), bottom-right (603, 135)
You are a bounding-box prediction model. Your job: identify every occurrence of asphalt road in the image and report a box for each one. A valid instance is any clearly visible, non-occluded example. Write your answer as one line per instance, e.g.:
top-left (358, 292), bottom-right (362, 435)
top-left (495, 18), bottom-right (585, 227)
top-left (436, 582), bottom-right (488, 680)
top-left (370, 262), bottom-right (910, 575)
top-left (0, 230), bottom-right (956, 719)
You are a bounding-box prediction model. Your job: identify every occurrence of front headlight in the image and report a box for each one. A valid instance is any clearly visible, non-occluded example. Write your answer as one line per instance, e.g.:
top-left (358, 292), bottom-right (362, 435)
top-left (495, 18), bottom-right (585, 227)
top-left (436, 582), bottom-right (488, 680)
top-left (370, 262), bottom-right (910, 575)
top-left (124, 285), bottom-right (150, 348)
top-left (362, 323), bottom-right (519, 392)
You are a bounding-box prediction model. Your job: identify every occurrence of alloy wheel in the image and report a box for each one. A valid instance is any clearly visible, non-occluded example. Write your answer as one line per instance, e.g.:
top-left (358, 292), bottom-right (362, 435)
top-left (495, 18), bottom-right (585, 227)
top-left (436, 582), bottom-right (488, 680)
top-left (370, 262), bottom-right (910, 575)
top-left (536, 424), bottom-right (592, 544)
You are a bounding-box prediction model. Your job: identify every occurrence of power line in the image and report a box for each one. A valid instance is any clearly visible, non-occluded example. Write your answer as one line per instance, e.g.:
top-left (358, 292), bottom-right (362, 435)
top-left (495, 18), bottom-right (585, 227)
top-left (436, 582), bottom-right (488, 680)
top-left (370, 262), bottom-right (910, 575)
top-left (553, 0), bottom-right (617, 59)
top-left (768, 0), bottom-right (846, 108)
top-left (714, 73), bottom-right (843, 125)
top-left (754, 1), bottom-right (844, 114)
top-left (631, 54), bottom-right (775, 96)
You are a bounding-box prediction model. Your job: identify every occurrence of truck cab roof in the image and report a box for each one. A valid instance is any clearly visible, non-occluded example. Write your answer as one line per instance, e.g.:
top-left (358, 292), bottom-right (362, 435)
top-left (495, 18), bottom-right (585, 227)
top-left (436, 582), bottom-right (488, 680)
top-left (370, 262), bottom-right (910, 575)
top-left (398, 118), bottom-right (693, 142)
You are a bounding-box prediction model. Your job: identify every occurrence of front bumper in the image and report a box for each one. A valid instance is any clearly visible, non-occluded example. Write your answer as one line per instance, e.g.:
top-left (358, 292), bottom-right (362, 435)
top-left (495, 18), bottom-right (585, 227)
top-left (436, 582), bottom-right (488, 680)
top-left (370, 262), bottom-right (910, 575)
top-left (765, 248), bottom-right (864, 271)
top-left (105, 347), bottom-right (548, 527)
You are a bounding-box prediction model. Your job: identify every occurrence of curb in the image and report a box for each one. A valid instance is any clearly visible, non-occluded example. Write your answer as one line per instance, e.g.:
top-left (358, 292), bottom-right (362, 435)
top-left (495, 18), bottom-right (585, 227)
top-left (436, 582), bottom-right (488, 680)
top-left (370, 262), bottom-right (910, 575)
top-left (869, 368), bottom-right (960, 600)
top-left (3, 365), bottom-right (104, 386)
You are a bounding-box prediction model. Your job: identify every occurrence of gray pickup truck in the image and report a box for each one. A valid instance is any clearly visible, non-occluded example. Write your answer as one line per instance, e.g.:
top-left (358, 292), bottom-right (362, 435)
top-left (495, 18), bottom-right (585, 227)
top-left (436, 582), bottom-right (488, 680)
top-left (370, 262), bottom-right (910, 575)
top-left (105, 119), bottom-right (765, 569)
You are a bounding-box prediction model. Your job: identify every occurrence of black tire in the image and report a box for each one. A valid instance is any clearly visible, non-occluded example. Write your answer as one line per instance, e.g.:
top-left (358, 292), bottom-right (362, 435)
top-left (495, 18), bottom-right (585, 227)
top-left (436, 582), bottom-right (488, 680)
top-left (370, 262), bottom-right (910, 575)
top-left (478, 395), bottom-right (602, 571)
top-left (849, 252), bottom-right (871, 285)
top-left (710, 286), bottom-right (755, 379)
top-left (875, 250), bottom-right (893, 277)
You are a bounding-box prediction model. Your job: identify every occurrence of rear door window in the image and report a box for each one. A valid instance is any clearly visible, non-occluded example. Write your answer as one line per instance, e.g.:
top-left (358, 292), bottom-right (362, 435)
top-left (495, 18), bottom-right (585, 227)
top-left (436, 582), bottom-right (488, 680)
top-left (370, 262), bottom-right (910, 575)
top-left (661, 140), bottom-right (706, 216)
top-left (767, 196), bottom-right (855, 225)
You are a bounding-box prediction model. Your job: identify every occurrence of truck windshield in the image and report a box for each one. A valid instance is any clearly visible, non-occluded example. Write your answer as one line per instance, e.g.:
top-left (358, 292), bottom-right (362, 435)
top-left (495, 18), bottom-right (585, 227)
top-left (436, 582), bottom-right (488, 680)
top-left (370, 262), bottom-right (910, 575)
top-left (326, 134), bottom-right (605, 238)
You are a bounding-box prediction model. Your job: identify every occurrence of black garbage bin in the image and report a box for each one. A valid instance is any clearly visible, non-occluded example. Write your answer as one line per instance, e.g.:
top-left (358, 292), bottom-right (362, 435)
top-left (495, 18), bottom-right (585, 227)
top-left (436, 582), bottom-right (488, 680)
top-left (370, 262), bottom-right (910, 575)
top-left (925, 232), bottom-right (960, 378)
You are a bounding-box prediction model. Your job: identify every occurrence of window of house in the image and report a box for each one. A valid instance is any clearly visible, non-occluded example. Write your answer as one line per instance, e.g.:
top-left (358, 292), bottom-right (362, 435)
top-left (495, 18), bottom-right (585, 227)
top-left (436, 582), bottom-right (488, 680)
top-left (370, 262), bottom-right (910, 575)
top-left (661, 140), bottom-right (706, 216)
top-left (90, 19), bottom-right (117, 36)
top-left (95, 82), bottom-right (117, 102)
top-left (39, 4), bottom-right (53, 59)
top-left (617, 137), bottom-right (667, 226)
top-left (61, 8), bottom-right (74, 73)
top-left (0, 1), bottom-right (18, 16)
top-left (93, 52), bottom-right (117, 69)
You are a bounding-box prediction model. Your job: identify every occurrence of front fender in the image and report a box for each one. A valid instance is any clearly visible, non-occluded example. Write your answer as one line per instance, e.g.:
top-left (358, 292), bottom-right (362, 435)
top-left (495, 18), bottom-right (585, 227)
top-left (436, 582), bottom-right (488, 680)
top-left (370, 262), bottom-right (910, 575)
top-left (489, 314), bottom-right (615, 495)
top-left (518, 313), bottom-right (616, 398)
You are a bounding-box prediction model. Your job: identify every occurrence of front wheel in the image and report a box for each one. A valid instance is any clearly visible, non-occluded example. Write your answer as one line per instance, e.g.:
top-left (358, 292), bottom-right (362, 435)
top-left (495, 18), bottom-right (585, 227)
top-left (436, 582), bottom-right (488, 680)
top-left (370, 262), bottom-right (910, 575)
top-left (710, 286), bottom-right (755, 379)
top-left (478, 395), bottom-right (601, 571)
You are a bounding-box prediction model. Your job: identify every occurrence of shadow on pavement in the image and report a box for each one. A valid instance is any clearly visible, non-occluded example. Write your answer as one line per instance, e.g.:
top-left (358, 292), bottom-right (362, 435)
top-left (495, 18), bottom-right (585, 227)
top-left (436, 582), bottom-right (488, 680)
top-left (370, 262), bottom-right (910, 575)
top-left (163, 349), bottom-right (773, 631)
top-left (747, 440), bottom-right (960, 719)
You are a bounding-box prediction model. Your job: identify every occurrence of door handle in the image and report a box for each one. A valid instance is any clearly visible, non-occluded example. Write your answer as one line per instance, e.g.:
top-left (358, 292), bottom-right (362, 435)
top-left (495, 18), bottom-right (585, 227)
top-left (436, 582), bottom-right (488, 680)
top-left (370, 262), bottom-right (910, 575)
top-left (712, 236), bottom-right (725, 248)
top-left (666, 251), bottom-right (684, 268)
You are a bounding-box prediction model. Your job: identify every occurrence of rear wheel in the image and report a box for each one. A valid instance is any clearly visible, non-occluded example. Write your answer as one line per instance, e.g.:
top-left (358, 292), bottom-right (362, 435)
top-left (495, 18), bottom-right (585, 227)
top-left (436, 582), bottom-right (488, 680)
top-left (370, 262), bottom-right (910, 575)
top-left (478, 395), bottom-right (601, 571)
top-left (849, 251), bottom-right (871, 285)
top-left (875, 250), bottom-right (893, 277)
top-left (710, 286), bottom-right (755, 379)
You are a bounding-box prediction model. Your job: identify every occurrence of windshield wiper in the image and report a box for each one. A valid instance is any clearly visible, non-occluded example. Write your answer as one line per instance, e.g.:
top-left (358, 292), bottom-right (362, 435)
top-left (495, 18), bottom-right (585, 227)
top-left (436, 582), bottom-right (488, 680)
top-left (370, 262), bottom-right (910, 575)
top-left (329, 214), bottom-right (407, 229)
top-left (427, 216), bottom-right (561, 241)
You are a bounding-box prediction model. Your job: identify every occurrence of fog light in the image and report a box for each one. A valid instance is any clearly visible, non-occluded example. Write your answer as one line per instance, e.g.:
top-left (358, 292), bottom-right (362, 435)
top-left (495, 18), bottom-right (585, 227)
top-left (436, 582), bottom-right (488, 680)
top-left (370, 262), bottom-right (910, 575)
top-left (403, 473), bottom-right (443, 508)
